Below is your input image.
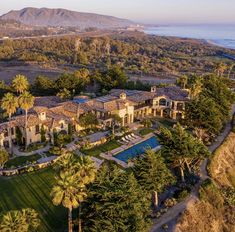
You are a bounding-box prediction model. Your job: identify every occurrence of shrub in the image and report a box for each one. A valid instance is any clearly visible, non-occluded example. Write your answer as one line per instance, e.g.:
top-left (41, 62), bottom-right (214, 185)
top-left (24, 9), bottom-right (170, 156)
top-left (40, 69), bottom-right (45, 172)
top-left (199, 179), bottom-right (224, 209)
top-left (164, 198), bottom-right (177, 208)
top-left (177, 189), bottom-right (190, 201)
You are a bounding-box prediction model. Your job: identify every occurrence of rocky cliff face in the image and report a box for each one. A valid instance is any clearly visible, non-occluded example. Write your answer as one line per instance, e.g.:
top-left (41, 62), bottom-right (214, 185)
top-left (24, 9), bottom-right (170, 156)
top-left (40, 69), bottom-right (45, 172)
top-left (174, 132), bottom-right (235, 232)
top-left (209, 132), bottom-right (235, 187)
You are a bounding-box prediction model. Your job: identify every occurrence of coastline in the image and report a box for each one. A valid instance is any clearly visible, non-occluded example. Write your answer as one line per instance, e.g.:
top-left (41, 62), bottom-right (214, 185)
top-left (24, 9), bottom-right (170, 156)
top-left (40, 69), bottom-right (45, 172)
top-left (144, 25), bottom-right (235, 50)
top-left (206, 39), bottom-right (235, 50)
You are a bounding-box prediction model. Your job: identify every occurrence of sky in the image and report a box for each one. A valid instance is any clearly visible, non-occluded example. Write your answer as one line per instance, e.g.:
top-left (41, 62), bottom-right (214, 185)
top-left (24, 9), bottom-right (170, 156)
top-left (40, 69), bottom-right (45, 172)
top-left (0, 0), bottom-right (235, 25)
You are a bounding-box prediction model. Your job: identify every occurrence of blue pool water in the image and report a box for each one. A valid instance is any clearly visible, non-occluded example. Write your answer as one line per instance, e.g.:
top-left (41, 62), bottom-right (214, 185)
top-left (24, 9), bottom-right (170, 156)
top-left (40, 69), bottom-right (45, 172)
top-left (115, 136), bottom-right (159, 162)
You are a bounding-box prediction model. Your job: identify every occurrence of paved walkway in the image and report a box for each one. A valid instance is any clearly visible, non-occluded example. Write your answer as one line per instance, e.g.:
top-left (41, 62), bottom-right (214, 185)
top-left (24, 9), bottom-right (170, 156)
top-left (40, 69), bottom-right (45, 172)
top-left (151, 105), bottom-right (235, 232)
top-left (12, 144), bottom-right (51, 157)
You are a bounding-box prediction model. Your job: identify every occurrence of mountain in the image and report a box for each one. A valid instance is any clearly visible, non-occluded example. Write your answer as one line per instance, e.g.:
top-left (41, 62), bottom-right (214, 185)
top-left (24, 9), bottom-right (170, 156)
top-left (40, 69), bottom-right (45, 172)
top-left (0, 7), bottom-right (134, 29)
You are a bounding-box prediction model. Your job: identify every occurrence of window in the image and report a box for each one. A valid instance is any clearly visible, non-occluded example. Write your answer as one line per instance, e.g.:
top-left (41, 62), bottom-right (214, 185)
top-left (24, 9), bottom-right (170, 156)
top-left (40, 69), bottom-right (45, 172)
top-left (35, 125), bottom-right (40, 134)
top-left (159, 98), bottom-right (167, 106)
top-left (177, 103), bottom-right (184, 111)
top-left (60, 123), bottom-right (64, 129)
top-left (11, 128), bottom-right (14, 135)
top-left (4, 130), bottom-right (8, 137)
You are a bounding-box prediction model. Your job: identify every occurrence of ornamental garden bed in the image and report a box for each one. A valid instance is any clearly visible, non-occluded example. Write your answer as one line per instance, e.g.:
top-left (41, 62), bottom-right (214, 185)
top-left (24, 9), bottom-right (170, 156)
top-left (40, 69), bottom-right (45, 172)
top-left (4, 154), bottom-right (42, 169)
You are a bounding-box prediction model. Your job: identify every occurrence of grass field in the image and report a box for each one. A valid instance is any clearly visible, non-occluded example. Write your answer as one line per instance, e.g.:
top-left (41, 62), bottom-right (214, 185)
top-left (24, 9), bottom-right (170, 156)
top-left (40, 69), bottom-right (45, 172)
top-left (5, 154), bottom-right (42, 168)
top-left (81, 140), bottom-right (121, 157)
top-left (0, 168), bottom-right (67, 231)
top-left (139, 128), bottom-right (154, 136)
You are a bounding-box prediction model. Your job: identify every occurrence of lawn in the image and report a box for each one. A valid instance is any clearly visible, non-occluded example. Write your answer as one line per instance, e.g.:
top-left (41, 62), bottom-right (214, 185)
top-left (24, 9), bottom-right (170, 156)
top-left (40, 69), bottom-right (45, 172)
top-left (157, 118), bottom-right (176, 128)
top-left (81, 140), bottom-right (121, 157)
top-left (5, 154), bottom-right (42, 169)
top-left (139, 128), bottom-right (154, 136)
top-left (0, 168), bottom-right (67, 232)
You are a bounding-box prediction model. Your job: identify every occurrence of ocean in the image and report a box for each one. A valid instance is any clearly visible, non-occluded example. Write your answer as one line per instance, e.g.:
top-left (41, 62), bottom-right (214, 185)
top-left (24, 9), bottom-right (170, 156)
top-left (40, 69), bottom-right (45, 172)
top-left (144, 25), bottom-right (235, 50)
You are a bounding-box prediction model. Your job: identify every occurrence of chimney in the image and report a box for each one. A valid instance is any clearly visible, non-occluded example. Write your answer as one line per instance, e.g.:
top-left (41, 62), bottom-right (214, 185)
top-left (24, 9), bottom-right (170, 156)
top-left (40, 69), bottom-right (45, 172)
top-left (151, 86), bottom-right (157, 93)
top-left (120, 92), bottom-right (127, 100)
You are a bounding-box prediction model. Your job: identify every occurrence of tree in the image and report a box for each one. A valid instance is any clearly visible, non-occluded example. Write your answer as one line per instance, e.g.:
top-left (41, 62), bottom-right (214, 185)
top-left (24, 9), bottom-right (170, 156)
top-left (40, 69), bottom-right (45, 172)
top-left (15, 126), bottom-right (23, 146)
top-left (84, 163), bottom-right (151, 232)
top-left (54, 153), bottom-right (97, 232)
top-left (21, 208), bottom-right (40, 231)
top-left (40, 125), bottom-right (46, 143)
top-left (177, 75), bottom-right (188, 89)
top-left (12, 75), bottom-right (29, 94)
top-left (0, 148), bottom-right (9, 168)
top-left (56, 88), bottom-right (72, 100)
top-left (79, 112), bottom-right (98, 130)
top-left (18, 91), bottom-right (35, 150)
top-left (32, 75), bottom-right (55, 96)
top-left (0, 208), bottom-right (40, 232)
top-left (110, 114), bottom-right (122, 134)
top-left (133, 150), bottom-right (175, 208)
top-left (201, 75), bottom-right (235, 122)
top-left (227, 63), bottom-right (235, 79)
top-left (54, 131), bottom-right (71, 150)
top-left (75, 156), bottom-right (97, 232)
top-left (189, 77), bottom-right (203, 99)
top-left (159, 124), bottom-right (210, 182)
top-left (214, 62), bottom-right (227, 77)
top-left (142, 119), bottom-right (152, 128)
top-left (94, 66), bottom-right (128, 91)
top-left (51, 170), bottom-right (86, 232)
top-left (1, 93), bottom-right (18, 154)
top-left (0, 210), bottom-right (27, 232)
top-left (185, 96), bottom-right (223, 139)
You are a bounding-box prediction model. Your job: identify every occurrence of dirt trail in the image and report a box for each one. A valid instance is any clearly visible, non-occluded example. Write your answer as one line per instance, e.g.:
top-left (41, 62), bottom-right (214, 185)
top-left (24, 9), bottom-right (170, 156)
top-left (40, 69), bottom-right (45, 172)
top-left (150, 105), bottom-right (235, 232)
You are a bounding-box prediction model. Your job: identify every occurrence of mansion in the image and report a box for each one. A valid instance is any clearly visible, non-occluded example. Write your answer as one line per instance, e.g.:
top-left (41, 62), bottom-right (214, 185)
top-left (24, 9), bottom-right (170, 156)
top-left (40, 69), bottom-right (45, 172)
top-left (0, 86), bottom-right (189, 149)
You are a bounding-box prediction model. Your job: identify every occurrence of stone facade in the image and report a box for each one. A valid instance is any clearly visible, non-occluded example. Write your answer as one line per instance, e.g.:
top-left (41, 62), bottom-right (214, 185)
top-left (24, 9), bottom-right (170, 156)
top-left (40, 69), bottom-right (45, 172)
top-left (0, 86), bottom-right (189, 150)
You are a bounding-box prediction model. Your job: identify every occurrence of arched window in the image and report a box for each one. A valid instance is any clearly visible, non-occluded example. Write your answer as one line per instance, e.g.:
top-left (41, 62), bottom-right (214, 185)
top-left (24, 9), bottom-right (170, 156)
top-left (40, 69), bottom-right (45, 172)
top-left (159, 98), bottom-right (167, 106)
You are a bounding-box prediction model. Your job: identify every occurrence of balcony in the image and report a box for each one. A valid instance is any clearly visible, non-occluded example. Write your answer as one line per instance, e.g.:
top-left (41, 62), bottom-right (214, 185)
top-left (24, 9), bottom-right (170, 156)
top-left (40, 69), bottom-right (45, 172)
top-left (134, 103), bottom-right (152, 110)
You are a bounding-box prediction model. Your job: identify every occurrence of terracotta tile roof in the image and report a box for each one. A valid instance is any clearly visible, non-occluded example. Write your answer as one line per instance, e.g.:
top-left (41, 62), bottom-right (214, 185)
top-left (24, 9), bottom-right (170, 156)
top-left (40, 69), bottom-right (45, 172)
top-left (155, 86), bottom-right (189, 101)
top-left (84, 96), bottom-right (134, 112)
top-left (110, 86), bottom-right (189, 102)
top-left (110, 89), bottom-right (155, 103)
top-left (31, 106), bottom-right (48, 114)
top-left (34, 96), bottom-right (64, 108)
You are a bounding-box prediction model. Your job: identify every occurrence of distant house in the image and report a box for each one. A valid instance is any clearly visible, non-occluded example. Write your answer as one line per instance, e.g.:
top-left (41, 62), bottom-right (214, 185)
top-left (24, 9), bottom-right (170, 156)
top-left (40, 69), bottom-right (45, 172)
top-left (0, 86), bottom-right (189, 150)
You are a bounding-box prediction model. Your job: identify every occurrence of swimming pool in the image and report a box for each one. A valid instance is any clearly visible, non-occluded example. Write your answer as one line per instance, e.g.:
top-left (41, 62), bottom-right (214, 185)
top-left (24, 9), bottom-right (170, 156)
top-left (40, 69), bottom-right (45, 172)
top-left (114, 136), bottom-right (159, 162)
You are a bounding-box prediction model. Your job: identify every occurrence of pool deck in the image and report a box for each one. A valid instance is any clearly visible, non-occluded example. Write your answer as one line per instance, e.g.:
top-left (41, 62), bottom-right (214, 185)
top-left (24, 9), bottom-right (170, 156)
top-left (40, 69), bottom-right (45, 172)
top-left (100, 133), bottom-right (159, 168)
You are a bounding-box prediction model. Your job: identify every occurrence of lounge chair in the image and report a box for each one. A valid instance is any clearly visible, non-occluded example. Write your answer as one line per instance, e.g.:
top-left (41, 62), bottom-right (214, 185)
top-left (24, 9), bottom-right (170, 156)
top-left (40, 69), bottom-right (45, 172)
top-left (126, 135), bottom-right (133, 140)
top-left (121, 138), bottom-right (128, 143)
top-left (124, 136), bottom-right (132, 141)
top-left (131, 133), bottom-right (138, 139)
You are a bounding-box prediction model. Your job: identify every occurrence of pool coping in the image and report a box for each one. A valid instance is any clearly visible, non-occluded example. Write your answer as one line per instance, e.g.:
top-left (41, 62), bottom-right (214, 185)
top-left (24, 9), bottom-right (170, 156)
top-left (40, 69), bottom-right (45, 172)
top-left (100, 133), bottom-right (161, 168)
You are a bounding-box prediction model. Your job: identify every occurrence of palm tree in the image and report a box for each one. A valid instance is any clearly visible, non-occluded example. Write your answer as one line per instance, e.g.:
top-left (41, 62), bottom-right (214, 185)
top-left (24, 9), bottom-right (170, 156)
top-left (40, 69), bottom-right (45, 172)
top-left (21, 208), bottom-right (40, 231)
top-left (18, 91), bottom-right (35, 150)
top-left (1, 93), bottom-right (18, 154)
top-left (0, 210), bottom-right (27, 232)
top-left (55, 153), bottom-right (96, 232)
top-left (75, 156), bottom-right (97, 232)
top-left (51, 170), bottom-right (87, 232)
top-left (12, 75), bottom-right (29, 94)
top-left (0, 208), bottom-right (40, 232)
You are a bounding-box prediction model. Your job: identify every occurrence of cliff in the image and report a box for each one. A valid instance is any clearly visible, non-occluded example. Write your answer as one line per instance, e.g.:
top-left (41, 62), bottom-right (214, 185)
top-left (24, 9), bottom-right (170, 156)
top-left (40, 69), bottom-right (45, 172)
top-left (174, 132), bottom-right (235, 232)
